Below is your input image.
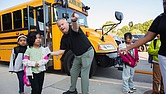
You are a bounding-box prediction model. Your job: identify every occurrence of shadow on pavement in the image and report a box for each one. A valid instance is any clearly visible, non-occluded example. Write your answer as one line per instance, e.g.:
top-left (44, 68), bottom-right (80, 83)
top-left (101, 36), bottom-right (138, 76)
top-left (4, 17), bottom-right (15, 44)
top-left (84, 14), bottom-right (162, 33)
top-left (144, 90), bottom-right (152, 94)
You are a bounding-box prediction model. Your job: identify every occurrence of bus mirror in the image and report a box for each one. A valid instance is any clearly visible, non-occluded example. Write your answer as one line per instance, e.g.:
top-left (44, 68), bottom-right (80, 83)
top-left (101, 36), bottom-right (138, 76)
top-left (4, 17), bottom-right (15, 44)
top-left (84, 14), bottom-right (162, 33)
top-left (62, 0), bottom-right (68, 8)
top-left (115, 11), bottom-right (123, 21)
top-left (62, 13), bottom-right (69, 19)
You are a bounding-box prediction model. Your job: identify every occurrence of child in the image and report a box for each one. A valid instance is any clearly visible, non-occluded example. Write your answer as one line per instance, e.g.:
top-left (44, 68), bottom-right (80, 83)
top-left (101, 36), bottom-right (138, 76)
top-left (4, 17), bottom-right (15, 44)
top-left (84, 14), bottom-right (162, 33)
top-left (148, 34), bottom-right (164, 94)
top-left (23, 32), bottom-right (50, 94)
top-left (9, 34), bottom-right (28, 94)
top-left (119, 32), bottom-right (139, 94)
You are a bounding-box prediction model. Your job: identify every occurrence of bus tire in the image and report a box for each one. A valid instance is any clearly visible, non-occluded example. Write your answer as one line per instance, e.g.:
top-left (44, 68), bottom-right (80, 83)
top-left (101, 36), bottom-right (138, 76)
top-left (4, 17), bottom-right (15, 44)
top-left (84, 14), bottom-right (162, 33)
top-left (89, 58), bottom-right (97, 78)
top-left (63, 50), bottom-right (74, 76)
top-left (63, 50), bottom-right (97, 78)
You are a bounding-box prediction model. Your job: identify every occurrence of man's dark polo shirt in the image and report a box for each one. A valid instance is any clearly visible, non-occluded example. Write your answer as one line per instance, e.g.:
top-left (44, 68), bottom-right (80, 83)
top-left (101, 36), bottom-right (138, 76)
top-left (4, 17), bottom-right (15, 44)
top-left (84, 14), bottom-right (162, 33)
top-left (60, 26), bottom-right (91, 56)
top-left (149, 13), bottom-right (166, 56)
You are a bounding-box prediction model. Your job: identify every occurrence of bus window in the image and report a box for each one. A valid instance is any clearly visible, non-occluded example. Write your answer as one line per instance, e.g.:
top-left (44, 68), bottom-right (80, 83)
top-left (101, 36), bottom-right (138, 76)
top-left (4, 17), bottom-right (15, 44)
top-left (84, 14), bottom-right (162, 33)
top-left (0, 16), bottom-right (1, 31)
top-left (36, 6), bottom-right (50, 34)
top-left (36, 5), bottom-right (52, 47)
top-left (53, 5), bottom-right (88, 26)
top-left (36, 7), bottom-right (44, 32)
top-left (13, 10), bottom-right (22, 29)
top-left (66, 8), bottom-right (88, 26)
top-left (23, 8), bottom-right (34, 28)
top-left (53, 6), bottom-right (58, 22)
top-left (53, 5), bottom-right (66, 21)
top-left (2, 13), bottom-right (12, 31)
top-left (23, 8), bottom-right (28, 28)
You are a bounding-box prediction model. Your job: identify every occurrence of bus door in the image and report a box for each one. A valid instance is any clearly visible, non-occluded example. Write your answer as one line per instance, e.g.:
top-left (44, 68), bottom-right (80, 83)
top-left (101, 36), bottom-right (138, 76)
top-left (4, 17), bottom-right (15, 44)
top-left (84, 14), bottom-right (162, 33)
top-left (35, 2), bottom-right (52, 47)
top-left (27, 3), bottom-right (52, 47)
top-left (43, 1), bottom-right (52, 48)
top-left (36, 1), bottom-right (53, 67)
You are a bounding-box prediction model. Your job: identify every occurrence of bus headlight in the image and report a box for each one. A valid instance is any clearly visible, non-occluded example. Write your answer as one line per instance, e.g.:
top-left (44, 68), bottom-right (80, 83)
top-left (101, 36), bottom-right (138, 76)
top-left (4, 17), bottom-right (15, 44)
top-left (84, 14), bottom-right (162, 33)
top-left (98, 44), bottom-right (116, 50)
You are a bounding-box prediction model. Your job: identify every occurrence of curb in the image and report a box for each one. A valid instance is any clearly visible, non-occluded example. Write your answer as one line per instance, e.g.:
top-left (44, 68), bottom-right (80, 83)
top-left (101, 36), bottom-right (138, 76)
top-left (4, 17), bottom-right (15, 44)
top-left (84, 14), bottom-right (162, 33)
top-left (135, 70), bottom-right (152, 75)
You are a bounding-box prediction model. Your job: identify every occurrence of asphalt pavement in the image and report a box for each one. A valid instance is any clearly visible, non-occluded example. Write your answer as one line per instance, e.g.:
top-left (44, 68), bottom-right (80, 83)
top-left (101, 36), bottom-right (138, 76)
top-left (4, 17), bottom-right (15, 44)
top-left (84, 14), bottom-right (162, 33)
top-left (0, 61), bottom-right (152, 94)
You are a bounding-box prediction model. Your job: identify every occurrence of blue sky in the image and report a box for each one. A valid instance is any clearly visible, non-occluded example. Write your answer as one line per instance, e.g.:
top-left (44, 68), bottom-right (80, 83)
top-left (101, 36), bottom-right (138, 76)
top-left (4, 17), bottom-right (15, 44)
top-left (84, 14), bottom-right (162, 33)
top-left (0, 0), bottom-right (163, 29)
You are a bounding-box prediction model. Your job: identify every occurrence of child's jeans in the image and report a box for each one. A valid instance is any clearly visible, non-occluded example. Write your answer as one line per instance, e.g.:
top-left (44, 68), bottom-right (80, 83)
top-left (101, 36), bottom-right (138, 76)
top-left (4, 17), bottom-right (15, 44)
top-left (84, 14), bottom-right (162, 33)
top-left (16, 71), bottom-right (24, 93)
top-left (122, 64), bottom-right (135, 92)
top-left (28, 72), bottom-right (44, 94)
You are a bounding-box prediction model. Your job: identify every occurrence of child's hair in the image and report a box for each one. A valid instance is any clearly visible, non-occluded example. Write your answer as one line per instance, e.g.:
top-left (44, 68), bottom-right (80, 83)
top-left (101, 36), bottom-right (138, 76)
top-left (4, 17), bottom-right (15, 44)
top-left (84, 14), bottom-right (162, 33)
top-left (124, 32), bottom-right (132, 40)
top-left (27, 32), bottom-right (40, 47)
top-left (17, 34), bottom-right (27, 42)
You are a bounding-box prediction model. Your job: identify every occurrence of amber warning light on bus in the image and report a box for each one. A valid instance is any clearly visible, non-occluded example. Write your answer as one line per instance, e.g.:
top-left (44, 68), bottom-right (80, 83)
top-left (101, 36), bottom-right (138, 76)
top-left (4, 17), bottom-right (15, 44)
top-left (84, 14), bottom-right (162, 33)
top-left (86, 31), bottom-right (90, 37)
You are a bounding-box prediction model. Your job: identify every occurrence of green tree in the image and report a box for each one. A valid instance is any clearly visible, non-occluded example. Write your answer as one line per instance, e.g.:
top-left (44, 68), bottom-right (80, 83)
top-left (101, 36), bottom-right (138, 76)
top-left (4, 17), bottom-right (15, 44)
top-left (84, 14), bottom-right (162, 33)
top-left (120, 25), bottom-right (130, 33)
top-left (102, 19), bottom-right (153, 36)
top-left (141, 20), bottom-right (153, 33)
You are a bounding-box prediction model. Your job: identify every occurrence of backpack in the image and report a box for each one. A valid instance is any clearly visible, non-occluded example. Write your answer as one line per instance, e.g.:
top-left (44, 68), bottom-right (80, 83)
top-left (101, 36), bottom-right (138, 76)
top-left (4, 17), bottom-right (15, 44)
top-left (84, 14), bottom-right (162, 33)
top-left (148, 39), bottom-right (157, 64)
top-left (23, 66), bottom-right (31, 86)
top-left (120, 48), bottom-right (139, 68)
top-left (13, 47), bottom-right (20, 67)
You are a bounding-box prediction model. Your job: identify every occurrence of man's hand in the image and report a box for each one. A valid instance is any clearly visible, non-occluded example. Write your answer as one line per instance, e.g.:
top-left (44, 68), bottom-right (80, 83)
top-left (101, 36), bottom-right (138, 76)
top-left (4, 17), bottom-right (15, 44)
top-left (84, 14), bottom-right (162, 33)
top-left (71, 11), bottom-right (79, 22)
top-left (135, 61), bottom-right (139, 66)
top-left (50, 50), bottom-right (65, 56)
top-left (71, 11), bottom-right (79, 32)
top-left (129, 62), bottom-right (131, 65)
top-left (120, 48), bottom-right (128, 55)
top-left (50, 52), bottom-right (58, 56)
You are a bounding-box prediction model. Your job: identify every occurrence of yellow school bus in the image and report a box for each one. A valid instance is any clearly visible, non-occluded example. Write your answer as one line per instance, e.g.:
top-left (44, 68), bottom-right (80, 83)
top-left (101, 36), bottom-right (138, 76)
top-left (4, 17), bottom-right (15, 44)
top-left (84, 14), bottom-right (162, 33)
top-left (0, 0), bottom-right (123, 77)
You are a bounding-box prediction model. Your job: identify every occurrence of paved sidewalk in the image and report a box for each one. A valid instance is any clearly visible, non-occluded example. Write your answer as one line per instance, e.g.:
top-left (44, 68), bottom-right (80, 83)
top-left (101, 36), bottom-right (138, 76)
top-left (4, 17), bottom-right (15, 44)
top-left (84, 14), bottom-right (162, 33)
top-left (135, 52), bottom-right (153, 75)
top-left (0, 63), bottom-right (152, 94)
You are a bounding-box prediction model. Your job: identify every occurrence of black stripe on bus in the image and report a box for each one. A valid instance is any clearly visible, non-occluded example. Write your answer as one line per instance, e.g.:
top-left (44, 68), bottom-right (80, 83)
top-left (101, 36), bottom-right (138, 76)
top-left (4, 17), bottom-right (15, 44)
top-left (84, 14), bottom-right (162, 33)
top-left (0, 42), bottom-right (17, 45)
top-left (0, 61), bottom-right (10, 64)
top-left (0, 27), bottom-right (28, 33)
top-left (0, 36), bottom-right (18, 40)
top-left (0, 26), bottom-right (37, 33)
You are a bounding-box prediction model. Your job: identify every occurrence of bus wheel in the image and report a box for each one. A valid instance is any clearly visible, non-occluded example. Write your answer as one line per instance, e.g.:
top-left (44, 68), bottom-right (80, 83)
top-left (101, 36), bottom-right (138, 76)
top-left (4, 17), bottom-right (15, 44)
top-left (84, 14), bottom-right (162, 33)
top-left (63, 50), bottom-right (97, 78)
top-left (89, 58), bottom-right (97, 78)
top-left (63, 50), bottom-right (74, 76)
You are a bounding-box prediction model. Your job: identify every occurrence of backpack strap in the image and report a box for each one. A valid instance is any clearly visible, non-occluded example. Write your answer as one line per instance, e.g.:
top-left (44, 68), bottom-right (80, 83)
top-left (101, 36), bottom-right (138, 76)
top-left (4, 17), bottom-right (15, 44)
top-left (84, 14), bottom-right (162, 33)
top-left (150, 39), bottom-right (157, 68)
top-left (13, 47), bottom-right (19, 66)
top-left (153, 39), bottom-right (157, 49)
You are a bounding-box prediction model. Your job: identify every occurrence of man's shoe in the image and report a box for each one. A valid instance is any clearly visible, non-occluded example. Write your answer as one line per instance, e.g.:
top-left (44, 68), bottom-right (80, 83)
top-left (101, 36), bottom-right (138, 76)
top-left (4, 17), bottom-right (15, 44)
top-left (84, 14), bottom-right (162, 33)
top-left (130, 87), bottom-right (136, 91)
top-left (63, 90), bottom-right (78, 94)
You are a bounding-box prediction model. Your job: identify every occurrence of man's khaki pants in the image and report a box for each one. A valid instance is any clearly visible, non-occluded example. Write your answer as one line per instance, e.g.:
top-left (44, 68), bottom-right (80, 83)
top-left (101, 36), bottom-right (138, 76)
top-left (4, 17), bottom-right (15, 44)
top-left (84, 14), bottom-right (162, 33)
top-left (153, 63), bottom-right (164, 94)
top-left (69, 48), bottom-right (94, 94)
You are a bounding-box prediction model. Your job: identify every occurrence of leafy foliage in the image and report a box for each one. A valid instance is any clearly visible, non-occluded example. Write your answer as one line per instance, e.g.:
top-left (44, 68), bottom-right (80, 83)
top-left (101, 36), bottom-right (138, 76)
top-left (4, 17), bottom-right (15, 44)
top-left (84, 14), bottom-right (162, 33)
top-left (102, 19), bottom-right (153, 36)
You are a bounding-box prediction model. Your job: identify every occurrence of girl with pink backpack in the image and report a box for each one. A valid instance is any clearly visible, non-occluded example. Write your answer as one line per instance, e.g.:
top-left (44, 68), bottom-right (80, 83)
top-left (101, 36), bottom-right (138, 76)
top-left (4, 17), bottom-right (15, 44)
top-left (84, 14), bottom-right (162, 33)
top-left (118, 32), bottom-right (139, 94)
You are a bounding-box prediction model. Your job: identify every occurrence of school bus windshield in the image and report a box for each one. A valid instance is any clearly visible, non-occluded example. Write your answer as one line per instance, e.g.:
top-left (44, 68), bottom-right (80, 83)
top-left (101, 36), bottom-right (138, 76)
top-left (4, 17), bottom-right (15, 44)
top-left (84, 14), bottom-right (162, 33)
top-left (53, 5), bottom-right (88, 26)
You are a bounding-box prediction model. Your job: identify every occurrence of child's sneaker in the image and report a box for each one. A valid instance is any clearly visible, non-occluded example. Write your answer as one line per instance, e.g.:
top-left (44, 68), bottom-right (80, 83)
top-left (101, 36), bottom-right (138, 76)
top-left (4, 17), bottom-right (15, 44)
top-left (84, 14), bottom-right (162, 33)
top-left (127, 90), bottom-right (134, 94)
top-left (130, 87), bottom-right (136, 91)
